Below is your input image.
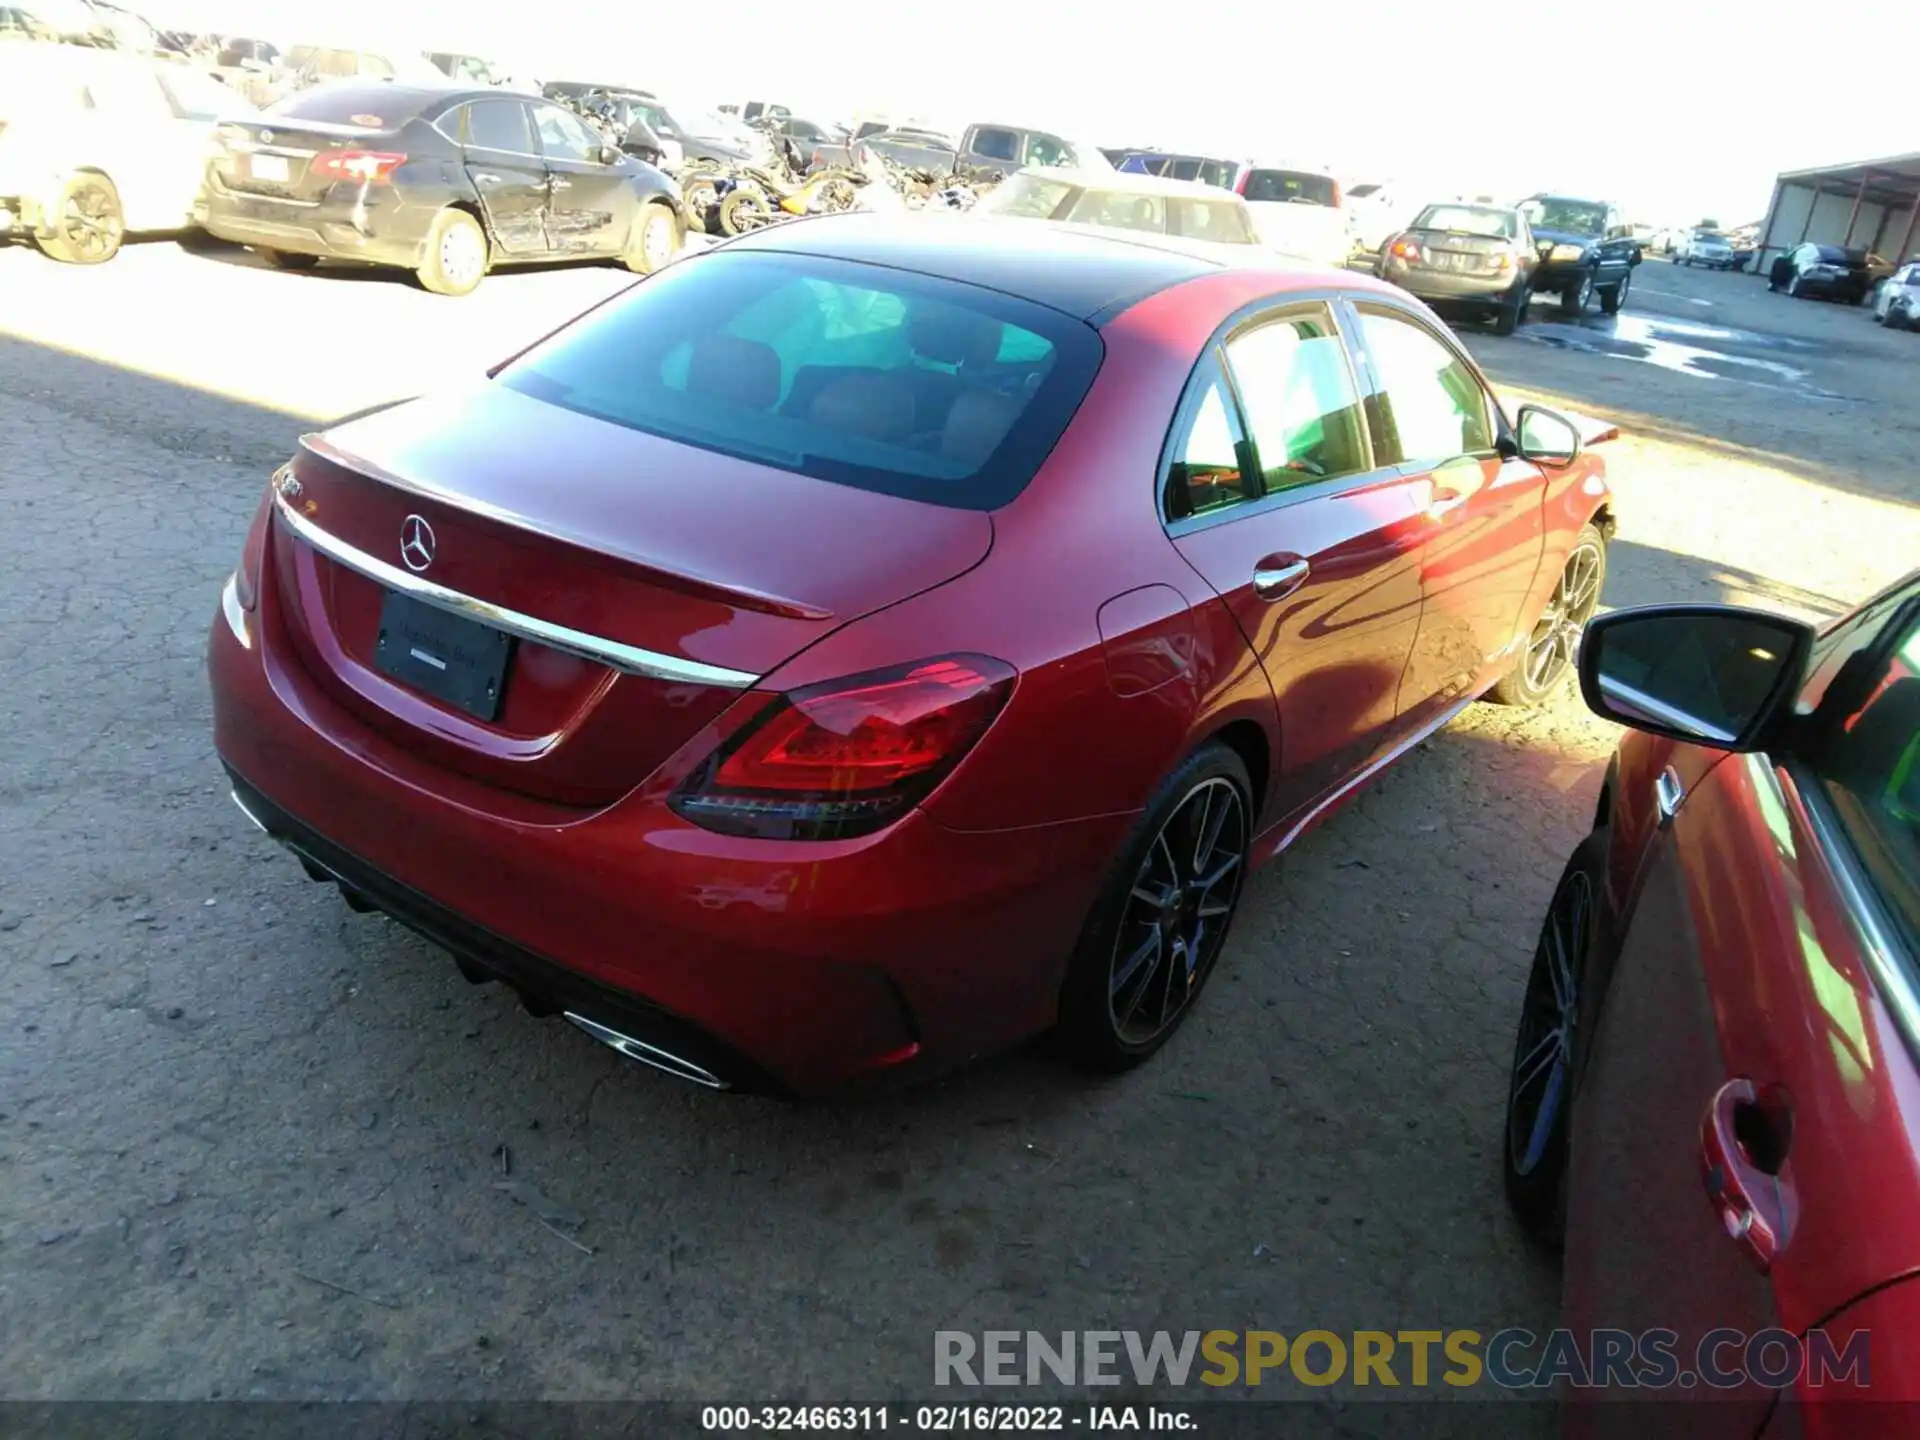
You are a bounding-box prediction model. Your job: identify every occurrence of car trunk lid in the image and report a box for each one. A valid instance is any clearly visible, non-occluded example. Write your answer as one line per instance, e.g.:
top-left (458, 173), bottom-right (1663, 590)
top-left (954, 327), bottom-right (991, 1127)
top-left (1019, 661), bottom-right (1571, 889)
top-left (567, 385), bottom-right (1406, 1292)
top-left (267, 384), bottom-right (994, 808)
top-left (211, 113), bottom-right (406, 202)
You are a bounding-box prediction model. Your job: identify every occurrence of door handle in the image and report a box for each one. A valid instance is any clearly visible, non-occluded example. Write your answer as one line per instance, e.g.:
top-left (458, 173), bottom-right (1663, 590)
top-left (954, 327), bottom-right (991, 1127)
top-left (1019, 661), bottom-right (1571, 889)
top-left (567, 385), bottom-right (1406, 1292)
top-left (549, 177), bottom-right (571, 192)
top-left (1428, 488), bottom-right (1469, 520)
top-left (1699, 1079), bottom-right (1797, 1276)
top-left (1252, 556), bottom-right (1310, 601)
top-left (1654, 765), bottom-right (1685, 825)
top-left (473, 172), bottom-right (503, 185)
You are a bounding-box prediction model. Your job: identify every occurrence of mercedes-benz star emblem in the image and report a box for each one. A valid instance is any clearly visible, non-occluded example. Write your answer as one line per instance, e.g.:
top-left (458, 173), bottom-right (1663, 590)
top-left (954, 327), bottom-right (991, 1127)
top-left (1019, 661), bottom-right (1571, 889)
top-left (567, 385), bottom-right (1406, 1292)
top-left (399, 514), bottom-right (436, 573)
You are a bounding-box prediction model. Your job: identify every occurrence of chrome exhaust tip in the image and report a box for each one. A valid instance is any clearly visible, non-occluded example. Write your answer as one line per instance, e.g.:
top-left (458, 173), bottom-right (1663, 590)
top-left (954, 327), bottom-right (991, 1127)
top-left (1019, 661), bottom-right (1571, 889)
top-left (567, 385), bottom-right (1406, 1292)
top-left (564, 1012), bottom-right (730, 1090)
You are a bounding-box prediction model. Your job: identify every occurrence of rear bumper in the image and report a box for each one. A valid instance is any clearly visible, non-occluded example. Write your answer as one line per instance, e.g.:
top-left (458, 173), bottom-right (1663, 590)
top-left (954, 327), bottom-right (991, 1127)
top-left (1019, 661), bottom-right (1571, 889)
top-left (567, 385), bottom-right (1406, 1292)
top-left (206, 556), bottom-right (1125, 1096)
top-left (1382, 261), bottom-right (1517, 305)
top-left (199, 178), bottom-right (440, 268)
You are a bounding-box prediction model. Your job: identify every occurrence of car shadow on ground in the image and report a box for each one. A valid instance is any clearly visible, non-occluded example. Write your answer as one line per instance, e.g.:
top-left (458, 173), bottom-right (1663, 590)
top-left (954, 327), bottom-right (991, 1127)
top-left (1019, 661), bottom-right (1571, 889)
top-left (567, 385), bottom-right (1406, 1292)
top-left (1602, 538), bottom-right (1854, 618)
top-left (168, 233), bottom-right (640, 289)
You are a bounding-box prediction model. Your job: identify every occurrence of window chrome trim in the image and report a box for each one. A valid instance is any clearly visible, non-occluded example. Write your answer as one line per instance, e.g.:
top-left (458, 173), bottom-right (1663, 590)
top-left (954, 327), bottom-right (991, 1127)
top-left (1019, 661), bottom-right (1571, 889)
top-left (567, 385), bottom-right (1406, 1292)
top-left (1768, 755), bottom-right (1920, 1070)
top-left (271, 492), bottom-right (758, 689)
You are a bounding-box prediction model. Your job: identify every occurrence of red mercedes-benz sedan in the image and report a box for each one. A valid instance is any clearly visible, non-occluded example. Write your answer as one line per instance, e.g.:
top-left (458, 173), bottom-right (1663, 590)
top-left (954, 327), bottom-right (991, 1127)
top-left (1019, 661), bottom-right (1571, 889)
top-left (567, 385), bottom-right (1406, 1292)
top-left (1502, 572), bottom-right (1920, 1434)
top-left (209, 214), bottom-right (1615, 1095)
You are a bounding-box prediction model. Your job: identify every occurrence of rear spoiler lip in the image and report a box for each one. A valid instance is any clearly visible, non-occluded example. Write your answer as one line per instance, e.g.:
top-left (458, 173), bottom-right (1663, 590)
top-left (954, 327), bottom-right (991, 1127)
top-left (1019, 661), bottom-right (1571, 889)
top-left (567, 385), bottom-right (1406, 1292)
top-left (296, 430), bottom-right (836, 622)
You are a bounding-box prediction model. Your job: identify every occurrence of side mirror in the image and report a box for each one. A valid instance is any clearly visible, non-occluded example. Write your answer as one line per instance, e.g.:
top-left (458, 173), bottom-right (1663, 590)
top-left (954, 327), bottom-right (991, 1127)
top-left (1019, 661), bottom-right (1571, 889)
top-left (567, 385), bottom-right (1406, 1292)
top-left (599, 144), bottom-right (624, 166)
top-left (1579, 606), bottom-right (1815, 750)
top-left (1515, 404), bottom-right (1581, 467)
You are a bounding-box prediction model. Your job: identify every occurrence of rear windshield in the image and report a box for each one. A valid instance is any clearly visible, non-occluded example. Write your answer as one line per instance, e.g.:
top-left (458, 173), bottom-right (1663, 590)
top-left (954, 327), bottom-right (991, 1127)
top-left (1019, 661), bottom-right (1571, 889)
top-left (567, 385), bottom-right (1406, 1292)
top-left (267, 85), bottom-right (412, 126)
top-left (1243, 170), bottom-right (1337, 206)
top-left (498, 251), bottom-right (1103, 510)
top-left (1414, 205), bottom-right (1517, 238)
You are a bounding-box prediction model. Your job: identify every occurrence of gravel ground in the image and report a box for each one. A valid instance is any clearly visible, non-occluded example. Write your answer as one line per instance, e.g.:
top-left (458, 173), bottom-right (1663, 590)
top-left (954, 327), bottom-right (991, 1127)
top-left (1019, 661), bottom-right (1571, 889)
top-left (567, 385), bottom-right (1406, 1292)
top-left (1, 238), bottom-right (1915, 1422)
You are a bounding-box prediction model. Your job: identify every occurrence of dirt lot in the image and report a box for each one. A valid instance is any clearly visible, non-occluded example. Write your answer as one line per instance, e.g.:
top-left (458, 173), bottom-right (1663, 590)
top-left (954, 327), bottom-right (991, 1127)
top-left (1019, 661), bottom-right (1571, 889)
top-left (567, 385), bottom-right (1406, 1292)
top-left (2, 238), bottom-right (1915, 1423)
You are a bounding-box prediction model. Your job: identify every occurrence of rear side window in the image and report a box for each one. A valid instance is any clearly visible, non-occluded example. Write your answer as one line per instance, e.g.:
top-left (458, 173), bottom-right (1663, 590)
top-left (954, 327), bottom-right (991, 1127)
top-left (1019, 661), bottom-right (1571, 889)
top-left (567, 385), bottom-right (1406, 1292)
top-left (970, 127), bottom-right (1020, 162)
top-left (465, 98), bottom-right (531, 152)
top-left (1163, 359), bottom-right (1252, 521)
top-left (498, 251), bottom-right (1103, 510)
top-left (1224, 311), bottom-right (1369, 489)
top-left (983, 173), bottom-right (1073, 219)
top-left (1243, 169), bottom-right (1337, 207)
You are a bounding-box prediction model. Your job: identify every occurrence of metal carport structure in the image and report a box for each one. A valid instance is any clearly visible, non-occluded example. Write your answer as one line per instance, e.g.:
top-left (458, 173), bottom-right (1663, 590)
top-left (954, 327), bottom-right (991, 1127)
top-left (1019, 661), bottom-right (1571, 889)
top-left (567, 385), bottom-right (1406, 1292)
top-left (1754, 151), bottom-right (1920, 274)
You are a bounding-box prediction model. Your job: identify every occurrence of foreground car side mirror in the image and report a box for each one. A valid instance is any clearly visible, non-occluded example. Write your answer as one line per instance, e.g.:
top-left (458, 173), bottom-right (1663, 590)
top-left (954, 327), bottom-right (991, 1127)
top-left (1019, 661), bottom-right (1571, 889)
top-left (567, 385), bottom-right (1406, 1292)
top-left (1515, 404), bottom-right (1581, 467)
top-left (599, 144), bottom-right (624, 166)
top-left (1578, 605), bottom-right (1816, 750)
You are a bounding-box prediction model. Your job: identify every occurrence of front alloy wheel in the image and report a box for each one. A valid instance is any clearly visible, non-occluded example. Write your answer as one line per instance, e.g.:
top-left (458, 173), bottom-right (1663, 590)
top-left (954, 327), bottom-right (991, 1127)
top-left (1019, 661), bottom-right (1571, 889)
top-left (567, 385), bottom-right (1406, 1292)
top-left (1487, 526), bottom-right (1607, 707)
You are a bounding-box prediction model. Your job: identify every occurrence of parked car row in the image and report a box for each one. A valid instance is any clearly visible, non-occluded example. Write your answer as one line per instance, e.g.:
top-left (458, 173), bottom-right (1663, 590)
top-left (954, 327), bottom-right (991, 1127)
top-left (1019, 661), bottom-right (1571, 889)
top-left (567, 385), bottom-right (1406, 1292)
top-left (1372, 193), bottom-right (1642, 332)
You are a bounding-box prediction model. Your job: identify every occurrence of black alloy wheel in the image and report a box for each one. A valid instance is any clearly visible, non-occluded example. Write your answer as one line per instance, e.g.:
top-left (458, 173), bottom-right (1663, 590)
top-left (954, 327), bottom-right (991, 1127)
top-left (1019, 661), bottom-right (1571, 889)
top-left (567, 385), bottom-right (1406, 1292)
top-left (1107, 777), bottom-right (1248, 1048)
top-left (1503, 829), bottom-right (1606, 1241)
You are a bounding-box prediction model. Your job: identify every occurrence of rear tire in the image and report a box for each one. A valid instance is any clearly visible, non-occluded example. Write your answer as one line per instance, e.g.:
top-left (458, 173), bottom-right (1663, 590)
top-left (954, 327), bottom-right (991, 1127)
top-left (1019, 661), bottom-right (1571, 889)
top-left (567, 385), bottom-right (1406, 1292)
top-left (415, 208), bottom-right (488, 297)
top-left (1502, 827), bottom-right (1608, 1247)
top-left (622, 200), bottom-right (680, 275)
top-left (261, 248), bottom-right (319, 271)
top-left (1486, 524), bottom-right (1607, 707)
top-left (1493, 282), bottom-right (1526, 335)
top-left (1057, 744), bottom-right (1253, 1074)
top-left (34, 172), bottom-right (124, 265)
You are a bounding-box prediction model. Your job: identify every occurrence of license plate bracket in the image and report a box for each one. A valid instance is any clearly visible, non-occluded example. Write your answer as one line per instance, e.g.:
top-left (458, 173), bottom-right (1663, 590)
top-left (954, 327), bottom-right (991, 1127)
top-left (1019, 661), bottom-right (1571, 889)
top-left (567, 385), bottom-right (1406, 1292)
top-left (373, 591), bottom-right (513, 722)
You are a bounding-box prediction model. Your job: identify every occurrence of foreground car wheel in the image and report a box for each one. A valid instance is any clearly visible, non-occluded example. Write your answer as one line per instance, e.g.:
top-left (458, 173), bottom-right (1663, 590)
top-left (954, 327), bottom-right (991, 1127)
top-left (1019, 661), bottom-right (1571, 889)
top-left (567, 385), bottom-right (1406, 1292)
top-left (417, 208), bottom-right (489, 296)
top-left (1503, 829), bottom-right (1606, 1244)
top-left (1059, 744), bottom-right (1252, 1072)
top-left (1487, 525), bottom-right (1606, 706)
top-left (35, 173), bottom-right (124, 265)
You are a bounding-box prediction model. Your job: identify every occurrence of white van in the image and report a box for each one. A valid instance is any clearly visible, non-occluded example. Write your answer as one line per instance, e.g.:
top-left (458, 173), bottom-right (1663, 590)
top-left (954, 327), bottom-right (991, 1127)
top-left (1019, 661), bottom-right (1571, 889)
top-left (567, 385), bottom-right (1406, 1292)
top-left (1235, 165), bottom-right (1355, 268)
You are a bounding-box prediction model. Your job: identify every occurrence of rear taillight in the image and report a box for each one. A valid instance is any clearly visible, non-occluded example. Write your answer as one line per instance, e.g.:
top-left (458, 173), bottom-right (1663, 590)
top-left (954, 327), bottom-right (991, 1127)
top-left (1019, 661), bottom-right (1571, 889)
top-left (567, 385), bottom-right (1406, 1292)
top-left (1490, 249), bottom-right (1515, 271)
top-left (310, 150), bottom-right (407, 184)
top-left (672, 656), bottom-right (1016, 841)
top-left (1389, 238), bottom-right (1421, 261)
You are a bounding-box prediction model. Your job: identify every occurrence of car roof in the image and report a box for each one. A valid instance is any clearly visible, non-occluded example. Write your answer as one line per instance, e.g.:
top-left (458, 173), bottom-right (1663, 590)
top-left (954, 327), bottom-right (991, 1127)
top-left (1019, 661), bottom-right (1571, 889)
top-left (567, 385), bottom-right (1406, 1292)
top-left (1020, 165), bottom-right (1243, 199)
top-left (717, 214), bottom-right (1229, 320)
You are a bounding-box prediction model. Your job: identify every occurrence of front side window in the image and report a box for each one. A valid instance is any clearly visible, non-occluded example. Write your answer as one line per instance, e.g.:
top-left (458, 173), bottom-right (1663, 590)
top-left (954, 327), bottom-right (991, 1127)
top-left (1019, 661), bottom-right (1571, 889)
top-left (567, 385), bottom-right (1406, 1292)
top-left (1163, 359), bottom-right (1251, 521)
top-left (1242, 169), bottom-right (1337, 207)
top-left (1225, 312), bottom-right (1369, 489)
top-left (1025, 133), bottom-right (1073, 168)
top-left (497, 251), bottom-right (1100, 510)
top-left (534, 104), bottom-right (601, 162)
top-left (1355, 309), bottom-right (1494, 465)
top-left (1806, 606), bottom-right (1920, 953)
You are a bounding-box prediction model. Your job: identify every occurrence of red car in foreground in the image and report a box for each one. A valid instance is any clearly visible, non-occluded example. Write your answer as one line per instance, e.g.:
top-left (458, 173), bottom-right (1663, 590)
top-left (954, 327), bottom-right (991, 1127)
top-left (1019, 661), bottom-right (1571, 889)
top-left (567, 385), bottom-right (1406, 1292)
top-left (209, 214), bottom-right (1614, 1095)
top-left (1503, 573), bottom-right (1920, 1433)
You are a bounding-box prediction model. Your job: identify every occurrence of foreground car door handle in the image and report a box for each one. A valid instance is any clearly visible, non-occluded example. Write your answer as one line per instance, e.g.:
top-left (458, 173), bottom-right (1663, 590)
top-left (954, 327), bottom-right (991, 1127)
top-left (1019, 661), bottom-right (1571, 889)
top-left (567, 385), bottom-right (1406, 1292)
top-left (1699, 1078), bottom-right (1798, 1275)
top-left (1252, 555), bottom-right (1310, 601)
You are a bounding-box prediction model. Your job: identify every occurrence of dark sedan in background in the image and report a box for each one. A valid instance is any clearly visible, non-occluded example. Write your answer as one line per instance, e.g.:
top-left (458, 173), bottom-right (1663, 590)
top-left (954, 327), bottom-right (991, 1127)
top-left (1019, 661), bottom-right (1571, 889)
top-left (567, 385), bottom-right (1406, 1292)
top-left (200, 83), bottom-right (686, 295)
top-left (1517, 193), bottom-right (1640, 316)
top-left (1770, 242), bottom-right (1873, 304)
top-left (1376, 202), bottom-right (1536, 334)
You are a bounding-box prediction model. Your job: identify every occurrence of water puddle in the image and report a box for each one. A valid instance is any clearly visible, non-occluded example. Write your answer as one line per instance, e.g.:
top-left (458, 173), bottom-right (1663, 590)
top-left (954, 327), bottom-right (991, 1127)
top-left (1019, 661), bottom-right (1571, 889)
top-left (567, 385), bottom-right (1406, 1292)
top-left (1517, 311), bottom-right (1851, 400)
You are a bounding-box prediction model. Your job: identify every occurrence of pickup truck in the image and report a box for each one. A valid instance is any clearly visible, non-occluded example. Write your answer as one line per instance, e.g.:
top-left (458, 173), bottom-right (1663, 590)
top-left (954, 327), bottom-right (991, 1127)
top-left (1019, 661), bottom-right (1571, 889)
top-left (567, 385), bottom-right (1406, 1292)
top-left (951, 122), bottom-right (1111, 177)
top-left (1517, 194), bottom-right (1642, 315)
